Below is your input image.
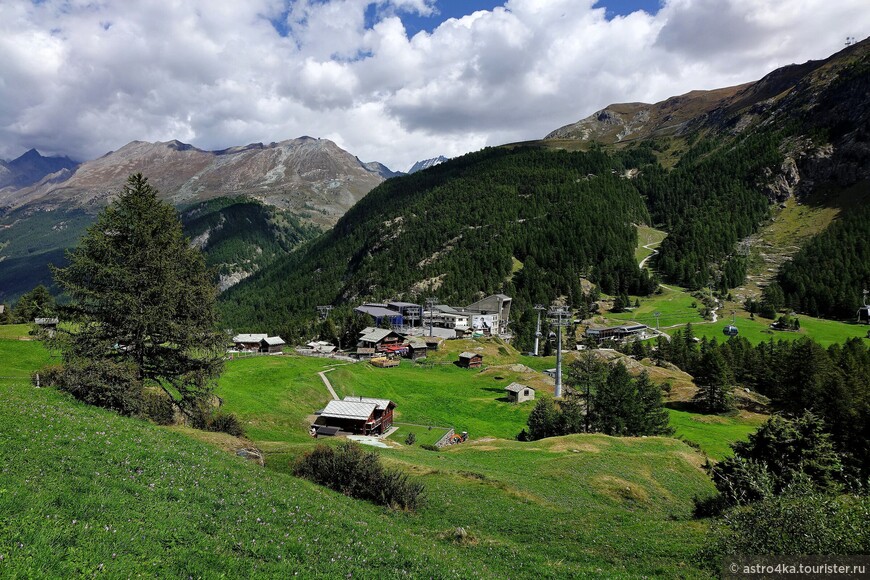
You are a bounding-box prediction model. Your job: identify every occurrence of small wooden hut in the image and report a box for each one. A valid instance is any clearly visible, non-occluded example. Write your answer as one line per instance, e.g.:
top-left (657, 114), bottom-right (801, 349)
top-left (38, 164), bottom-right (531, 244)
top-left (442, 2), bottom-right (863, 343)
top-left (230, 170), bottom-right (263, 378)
top-left (457, 351), bottom-right (483, 368)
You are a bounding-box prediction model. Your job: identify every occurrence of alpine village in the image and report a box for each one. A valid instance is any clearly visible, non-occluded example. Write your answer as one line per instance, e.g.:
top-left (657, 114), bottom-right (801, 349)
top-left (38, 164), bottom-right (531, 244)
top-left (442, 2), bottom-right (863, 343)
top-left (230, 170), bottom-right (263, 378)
top-left (3, 19), bottom-right (870, 580)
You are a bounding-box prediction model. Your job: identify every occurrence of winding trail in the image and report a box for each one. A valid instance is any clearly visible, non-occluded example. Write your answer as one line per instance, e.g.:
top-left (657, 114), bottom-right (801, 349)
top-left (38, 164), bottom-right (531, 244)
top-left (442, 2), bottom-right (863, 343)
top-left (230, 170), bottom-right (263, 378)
top-left (638, 241), bottom-right (660, 270)
top-left (635, 240), bottom-right (725, 337)
top-left (318, 369), bottom-right (339, 400)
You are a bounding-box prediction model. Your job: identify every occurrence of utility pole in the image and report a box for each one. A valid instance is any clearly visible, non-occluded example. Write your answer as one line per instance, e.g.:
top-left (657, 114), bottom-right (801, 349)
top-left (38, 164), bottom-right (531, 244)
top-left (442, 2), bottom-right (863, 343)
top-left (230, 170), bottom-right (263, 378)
top-left (654, 311), bottom-right (661, 332)
top-left (548, 306), bottom-right (571, 398)
top-left (425, 297), bottom-right (437, 337)
top-left (316, 305), bottom-right (333, 320)
top-left (533, 304), bottom-right (545, 356)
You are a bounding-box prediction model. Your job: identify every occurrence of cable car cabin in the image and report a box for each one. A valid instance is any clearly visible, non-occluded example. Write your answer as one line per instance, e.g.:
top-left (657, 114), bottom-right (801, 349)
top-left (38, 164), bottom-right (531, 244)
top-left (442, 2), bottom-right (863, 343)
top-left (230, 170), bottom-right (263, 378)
top-left (723, 325), bottom-right (739, 337)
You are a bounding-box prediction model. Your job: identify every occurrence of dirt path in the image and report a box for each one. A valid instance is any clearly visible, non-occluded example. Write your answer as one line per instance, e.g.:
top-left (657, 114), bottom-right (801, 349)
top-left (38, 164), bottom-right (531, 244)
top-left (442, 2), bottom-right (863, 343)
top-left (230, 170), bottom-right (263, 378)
top-left (318, 369), bottom-right (339, 400)
top-left (638, 241), bottom-right (660, 270)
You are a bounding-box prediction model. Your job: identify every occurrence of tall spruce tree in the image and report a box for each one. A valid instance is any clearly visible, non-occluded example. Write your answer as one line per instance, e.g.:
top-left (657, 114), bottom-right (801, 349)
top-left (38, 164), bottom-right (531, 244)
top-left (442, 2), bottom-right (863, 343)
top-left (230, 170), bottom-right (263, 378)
top-left (590, 364), bottom-right (673, 436)
top-left (693, 345), bottom-right (735, 413)
top-left (53, 173), bottom-right (224, 416)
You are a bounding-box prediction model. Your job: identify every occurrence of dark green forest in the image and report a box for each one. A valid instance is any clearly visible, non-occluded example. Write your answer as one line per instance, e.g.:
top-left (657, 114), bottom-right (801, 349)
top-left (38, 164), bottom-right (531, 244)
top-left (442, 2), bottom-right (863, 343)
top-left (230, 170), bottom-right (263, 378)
top-left (181, 197), bottom-right (319, 282)
top-left (776, 202), bottom-right (870, 318)
top-left (642, 329), bottom-right (870, 479)
top-left (633, 131), bottom-right (782, 290)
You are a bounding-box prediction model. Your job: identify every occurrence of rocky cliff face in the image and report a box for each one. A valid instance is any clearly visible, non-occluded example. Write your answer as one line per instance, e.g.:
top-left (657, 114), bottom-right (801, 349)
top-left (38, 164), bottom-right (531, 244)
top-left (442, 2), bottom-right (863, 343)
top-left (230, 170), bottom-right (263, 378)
top-left (547, 38), bottom-right (870, 204)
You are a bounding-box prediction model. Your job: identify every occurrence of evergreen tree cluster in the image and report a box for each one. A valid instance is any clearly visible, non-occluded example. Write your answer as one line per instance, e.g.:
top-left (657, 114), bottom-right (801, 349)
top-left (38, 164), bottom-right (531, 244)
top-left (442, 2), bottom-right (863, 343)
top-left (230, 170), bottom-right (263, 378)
top-left (523, 356), bottom-right (672, 440)
top-left (654, 331), bottom-right (870, 478)
top-left (776, 202), bottom-right (870, 318)
top-left (9, 284), bottom-right (55, 323)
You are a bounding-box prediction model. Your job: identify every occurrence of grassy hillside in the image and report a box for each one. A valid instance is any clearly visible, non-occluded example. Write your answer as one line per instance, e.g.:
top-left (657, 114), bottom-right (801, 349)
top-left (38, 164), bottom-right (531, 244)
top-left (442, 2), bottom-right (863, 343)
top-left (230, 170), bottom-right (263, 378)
top-left (2, 332), bottom-right (721, 577)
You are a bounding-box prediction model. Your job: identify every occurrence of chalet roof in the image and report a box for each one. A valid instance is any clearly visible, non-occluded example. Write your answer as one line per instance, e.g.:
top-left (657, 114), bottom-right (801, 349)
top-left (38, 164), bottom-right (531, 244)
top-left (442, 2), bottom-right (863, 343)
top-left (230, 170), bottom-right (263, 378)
top-left (459, 351), bottom-right (481, 360)
top-left (355, 305), bottom-right (401, 318)
top-left (408, 338), bottom-right (427, 349)
top-left (307, 340), bottom-right (333, 347)
top-left (321, 400), bottom-right (377, 421)
top-left (359, 328), bottom-right (396, 343)
top-left (505, 382), bottom-right (532, 393)
top-left (423, 327), bottom-right (456, 340)
top-left (342, 395), bottom-right (395, 410)
top-left (261, 336), bottom-right (285, 346)
top-left (34, 317), bottom-right (59, 325)
top-left (233, 333), bottom-right (268, 343)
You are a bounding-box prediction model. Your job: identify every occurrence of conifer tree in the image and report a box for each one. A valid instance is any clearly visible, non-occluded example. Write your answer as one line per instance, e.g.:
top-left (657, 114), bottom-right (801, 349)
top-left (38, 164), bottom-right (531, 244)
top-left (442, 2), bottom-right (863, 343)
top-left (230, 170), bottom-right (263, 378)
top-left (53, 173), bottom-right (224, 416)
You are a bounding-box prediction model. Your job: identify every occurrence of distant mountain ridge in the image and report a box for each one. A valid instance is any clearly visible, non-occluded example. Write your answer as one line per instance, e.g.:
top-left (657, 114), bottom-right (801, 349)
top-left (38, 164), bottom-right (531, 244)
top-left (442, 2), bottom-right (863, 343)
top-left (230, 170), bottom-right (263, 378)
top-left (0, 137), bottom-right (394, 228)
top-left (408, 156), bottom-right (448, 174)
top-left (0, 149), bottom-right (79, 191)
top-left (0, 136), bottom-right (396, 302)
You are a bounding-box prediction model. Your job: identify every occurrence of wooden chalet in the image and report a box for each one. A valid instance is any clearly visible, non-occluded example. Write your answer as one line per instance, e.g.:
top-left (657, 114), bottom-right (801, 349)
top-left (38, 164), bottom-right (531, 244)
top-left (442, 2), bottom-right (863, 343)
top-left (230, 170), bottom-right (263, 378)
top-left (407, 339), bottom-right (428, 360)
top-left (357, 327), bottom-right (403, 351)
top-left (259, 336), bottom-right (285, 353)
top-left (505, 382), bottom-right (535, 403)
top-left (354, 347), bottom-right (376, 359)
top-left (34, 317), bottom-right (59, 337)
top-left (232, 333), bottom-right (268, 351)
top-left (315, 396), bottom-right (396, 435)
top-left (457, 351), bottom-right (483, 368)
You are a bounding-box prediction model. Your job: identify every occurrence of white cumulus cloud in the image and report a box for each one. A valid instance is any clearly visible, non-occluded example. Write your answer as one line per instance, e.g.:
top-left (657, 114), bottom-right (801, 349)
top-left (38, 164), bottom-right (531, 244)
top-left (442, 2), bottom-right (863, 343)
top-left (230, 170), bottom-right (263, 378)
top-left (0, 0), bottom-right (868, 173)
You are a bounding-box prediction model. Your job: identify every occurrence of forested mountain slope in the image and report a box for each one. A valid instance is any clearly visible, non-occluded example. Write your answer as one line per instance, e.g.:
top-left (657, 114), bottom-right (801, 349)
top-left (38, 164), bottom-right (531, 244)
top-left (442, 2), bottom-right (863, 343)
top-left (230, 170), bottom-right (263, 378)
top-left (547, 37), bottom-right (870, 300)
top-left (219, 146), bottom-right (655, 342)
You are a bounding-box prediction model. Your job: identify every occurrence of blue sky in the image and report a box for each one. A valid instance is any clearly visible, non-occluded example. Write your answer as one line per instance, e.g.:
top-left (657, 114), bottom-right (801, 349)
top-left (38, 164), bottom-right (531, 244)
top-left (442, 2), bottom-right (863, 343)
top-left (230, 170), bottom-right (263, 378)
top-left (393, 1), bottom-right (662, 35)
top-left (1, 0), bottom-right (867, 171)
top-left (366, 0), bottom-right (660, 36)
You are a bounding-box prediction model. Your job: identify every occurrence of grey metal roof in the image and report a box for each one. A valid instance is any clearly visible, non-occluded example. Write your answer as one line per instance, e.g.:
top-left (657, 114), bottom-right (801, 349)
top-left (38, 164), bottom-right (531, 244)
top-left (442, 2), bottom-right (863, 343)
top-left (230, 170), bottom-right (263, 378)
top-left (233, 333), bottom-right (268, 343)
top-left (262, 336), bottom-right (285, 346)
top-left (320, 400), bottom-right (377, 421)
top-left (355, 305), bottom-right (401, 318)
top-left (34, 317), bottom-right (59, 325)
top-left (342, 396), bottom-right (394, 410)
top-left (423, 327), bottom-right (456, 339)
top-left (359, 328), bottom-right (395, 343)
top-left (387, 301), bottom-right (419, 308)
top-left (505, 382), bottom-right (532, 393)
